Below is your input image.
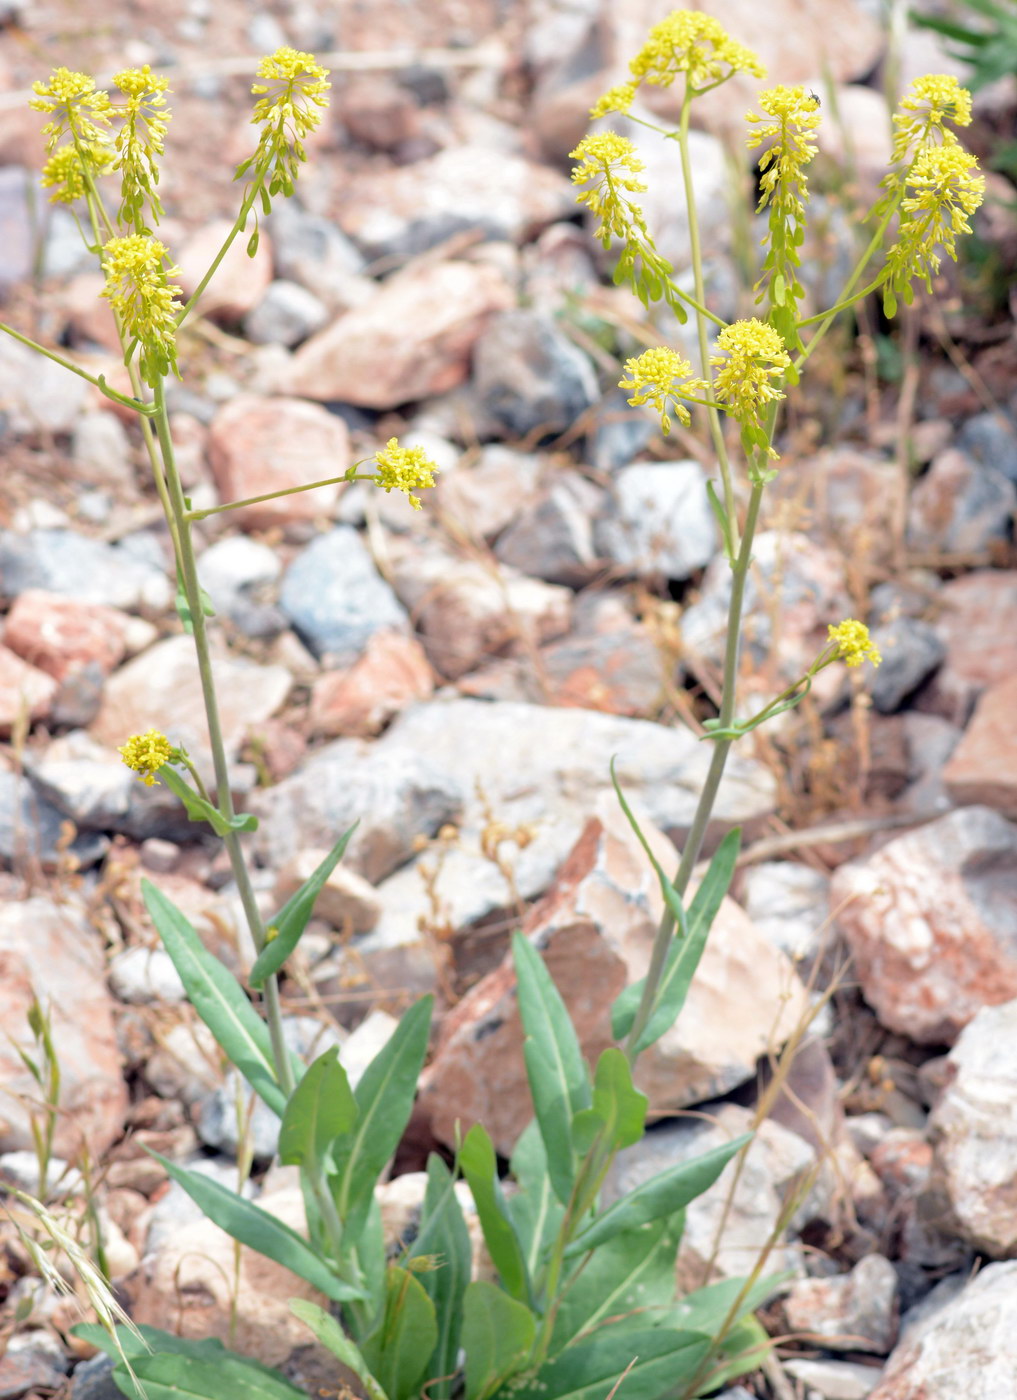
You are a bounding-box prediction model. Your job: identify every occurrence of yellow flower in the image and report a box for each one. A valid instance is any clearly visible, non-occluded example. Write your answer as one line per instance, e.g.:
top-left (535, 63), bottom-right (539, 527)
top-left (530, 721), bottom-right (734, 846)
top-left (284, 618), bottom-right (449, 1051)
top-left (748, 85), bottom-right (821, 221)
top-left (40, 141), bottom-right (113, 203)
top-left (373, 438), bottom-right (439, 509)
top-left (628, 10), bottom-right (765, 91)
top-left (890, 73), bottom-right (972, 166)
top-left (590, 83), bottom-right (637, 120)
top-left (118, 729), bottom-right (174, 786)
top-left (30, 67), bottom-right (112, 153)
top-left (570, 132), bottom-right (647, 249)
top-left (111, 65), bottom-right (172, 228)
top-left (619, 346), bottom-right (706, 435)
top-left (886, 142), bottom-right (985, 301)
top-left (710, 318), bottom-right (790, 432)
top-left (241, 46), bottom-right (331, 199)
top-left (827, 620), bottom-right (882, 668)
top-left (100, 233), bottom-right (182, 386)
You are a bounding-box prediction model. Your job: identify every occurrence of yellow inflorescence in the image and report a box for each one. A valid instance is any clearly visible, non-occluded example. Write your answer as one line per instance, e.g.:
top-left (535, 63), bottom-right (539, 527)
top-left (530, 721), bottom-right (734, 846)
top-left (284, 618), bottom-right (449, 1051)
top-left (111, 65), bottom-right (172, 227)
top-left (710, 318), bottom-right (791, 430)
top-left (828, 620), bottom-right (882, 669)
top-left (891, 73), bottom-right (972, 165)
top-left (30, 67), bottom-right (112, 151)
top-left (372, 438), bottom-right (439, 510)
top-left (100, 233), bottom-right (182, 386)
top-left (569, 132), bottom-right (647, 248)
top-left (40, 142), bottom-right (113, 203)
top-left (246, 46), bottom-right (331, 197)
top-left (118, 729), bottom-right (174, 785)
top-left (748, 85), bottom-right (821, 220)
top-left (589, 83), bottom-right (638, 120)
top-left (619, 347), bottom-right (706, 435)
top-left (628, 10), bottom-right (765, 90)
top-left (888, 142), bottom-right (985, 295)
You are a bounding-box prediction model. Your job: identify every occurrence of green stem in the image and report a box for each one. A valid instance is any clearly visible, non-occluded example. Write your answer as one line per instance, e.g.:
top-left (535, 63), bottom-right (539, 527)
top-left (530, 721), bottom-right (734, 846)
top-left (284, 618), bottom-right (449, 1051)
top-left (0, 321), bottom-right (156, 415)
top-left (152, 378), bottom-right (295, 1098)
top-left (175, 161), bottom-right (269, 328)
top-left (186, 470), bottom-right (370, 521)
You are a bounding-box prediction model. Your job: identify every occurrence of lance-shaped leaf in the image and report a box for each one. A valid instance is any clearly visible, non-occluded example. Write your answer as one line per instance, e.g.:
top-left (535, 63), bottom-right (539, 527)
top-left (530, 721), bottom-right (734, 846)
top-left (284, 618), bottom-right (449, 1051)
top-left (563, 1134), bottom-right (751, 1259)
top-left (291, 1300), bottom-right (389, 1400)
top-left (571, 1047), bottom-right (646, 1158)
top-left (504, 1326), bottom-right (711, 1400)
top-left (142, 881), bottom-right (294, 1116)
top-left (250, 824), bottom-right (357, 988)
top-left (461, 1280), bottom-right (536, 1400)
top-left (459, 1123), bottom-right (529, 1304)
top-left (360, 1266), bottom-right (438, 1400)
top-left (507, 1120), bottom-right (565, 1285)
top-left (148, 1152), bottom-right (364, 1304)
top-left (407, 1155), bottom-right (472, 1400)
top-left (160, 766), bottom-right (258, 836)
top-left (278, 1046), bottom-right (358, 1175)
top-left (121, 1352), bottom-right (309, 1400)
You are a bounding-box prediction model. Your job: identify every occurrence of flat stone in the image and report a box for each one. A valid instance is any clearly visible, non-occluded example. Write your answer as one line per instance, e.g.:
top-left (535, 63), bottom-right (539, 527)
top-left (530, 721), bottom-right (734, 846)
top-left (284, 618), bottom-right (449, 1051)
top-left (957, 410), bottom-right (1017, 485)
top-left (494, 470), bottom-right (604, 585)
top-left (595, 460), bottom-right (717, 580)
top-left (831, 807), bottom-right (1017, 1044)
top-left (0, 768), bottom-right (108, 869)
top-left (0, 644), bottom-right (56, 730)
top-left (0, 528), bottom-right (171, 613)
top-left (91, 633), bottom-right (292, 776)
top-left (4, 589), bottom-right (130, 682)
top-left (285, 259), bottom-right (514, 407)
top-left (197, 533), bottom-right (282, 620)
top-left (435, 445), bottom-right (542, 541)
top-left (244, 278), bottom-right (329, 346)
top-left (108, 946), bottom-right (188, 1005)
top-left (472, 310), bottom-right (599, 441)
top-left (741, 861), bottom-right (832, 969)
top-left (928, 998), bottom-right (1017, 1256)
top-left (278, 526), bottom-right (408, 662)
top-left (309, 629), bottom-right (433, 738)
top-left (0, 896), bottom-right (127, 1156)
top-left (265, 202), bottom-right (368, 311)
top-left (71, 411), bottom-right (135, 491)
top-left (784, 1254), bottom-right (899, 1354)
top-left (176, 218), bottom-right (274, 321)
top-left (942, 675), bottom-right (1017, 817)
top-left (784, 1358), bottom-right (883, 1399)
top-left (207, 395), bottom-right (348, 531)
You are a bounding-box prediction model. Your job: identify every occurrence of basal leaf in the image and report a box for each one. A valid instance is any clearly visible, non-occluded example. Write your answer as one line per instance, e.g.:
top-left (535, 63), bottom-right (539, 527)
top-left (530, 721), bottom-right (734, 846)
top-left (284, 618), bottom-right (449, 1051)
top-left (121, 1353), bottom-right (307, 1400)
top-left (290, 1301), bottom-right (389, 1400)
top-left (507, 1121), bottom-right (565, 1285)
top-left (461, 1280), bottom-right (536, 1400)
top-left (278, 1046), bottom-right (358, 1175)
top-left (502, 1327), bottom-right (710, 1400)
top-left (460, 1124), bottom-right (529, 1304)
top-left (360, 1266), bottom-right (438, 1400)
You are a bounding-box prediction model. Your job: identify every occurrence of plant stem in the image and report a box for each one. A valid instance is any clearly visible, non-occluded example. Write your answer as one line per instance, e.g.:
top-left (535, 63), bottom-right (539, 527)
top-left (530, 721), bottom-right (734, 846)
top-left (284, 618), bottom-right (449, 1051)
top-left (175, 162), bottom-right (268, 328)
top-left (0, 321), bottom-right (157, 415)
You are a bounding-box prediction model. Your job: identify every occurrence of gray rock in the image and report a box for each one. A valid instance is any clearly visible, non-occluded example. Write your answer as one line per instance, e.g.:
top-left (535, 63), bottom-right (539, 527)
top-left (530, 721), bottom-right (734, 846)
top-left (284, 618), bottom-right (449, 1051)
top-left (869, 618), bottom-right (946, 712)
top-left (0, 769), bottom-right (108, 869)
top-left (784, 1254), bottom-right (899, 1354)
top-left (0, 166), bottom-right (33, 288)
top-left (907, 449), bottom-right (1016, 555)
top-left (197, 533), bottom-right (287, 639)
top-left (0, 1150), bottom-right (79, 1198)
top-left (278, 526), bottom-right (408, 661)
top-left (267, 202), bottom-right (367, 304)
top-left (0, 334), bottom-right (92, 434)
top-left (108, 945), bottom-right (188, 1005)
top-left (71, 413), bottom-right (135, 491)
top-left (587, 390), bottom-right (656, 473)
top-left (0, 529), bottom-right (171, 612)
top-left (741, 861), bottom-right (832, 968)
top-left (71, 1353), bottom-right (121, 1400)
top-left (494, 470), bottom-right (604, 584)
top-left (41, 207), bottom-right (96, 279)
top-left (957, 410), bottom-right (1017, 485)
top-left (244, 279), bottom-right (329, 347)
top-left (595, 459), bottom-right (716, 580)
top-left (252, 736), bottom-right (461, 882)
top-left (784, 1357), bottom-right (883, 1399)
top-left (0, 1333), bottom-right (70, 1394)
top-left (473, 310), bottom-right (598, 441)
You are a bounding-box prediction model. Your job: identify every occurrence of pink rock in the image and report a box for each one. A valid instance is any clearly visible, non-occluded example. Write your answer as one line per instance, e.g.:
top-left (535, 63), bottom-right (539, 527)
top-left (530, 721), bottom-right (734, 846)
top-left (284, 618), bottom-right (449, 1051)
top-left (4, 589), bottom-right (129, 681)
top-left (419, 804), bottom-right (810, 1155)
top-left (285, 259), bottom-right (514, 407)
top-left (941, 676), bottom-right (1017, 818)
top-left (335, 74), bottom-right (424, 152)
top-left (0, 896), bottom-right (127, 1157)
top-left (923, 570), bottom-right (1017, 722)
top-left (309, 630), bottom-right (433, 738)
top-left (176, 218), bottom-right (273, 321)
top-left (62, 271), bottom-right (121, 352)
top-left (0, 644), bottom-right (57, 731)
top-left (436, 447), bottom-right (542, 542)
top-left (783, 1254), bottom-right (899, 1354)
top-left (831, 807), bottom-right (1017, 1044)
top-left (389, 540), bottom-right (572, 681)
top-left (207, 395), bottom-right (349, 530)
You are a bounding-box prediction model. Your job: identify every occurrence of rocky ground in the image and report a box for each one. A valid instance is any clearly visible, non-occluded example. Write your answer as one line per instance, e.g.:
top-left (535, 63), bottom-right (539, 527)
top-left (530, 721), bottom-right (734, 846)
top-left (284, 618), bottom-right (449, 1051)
top-left (1, 0), bottom-right (1017, 1397)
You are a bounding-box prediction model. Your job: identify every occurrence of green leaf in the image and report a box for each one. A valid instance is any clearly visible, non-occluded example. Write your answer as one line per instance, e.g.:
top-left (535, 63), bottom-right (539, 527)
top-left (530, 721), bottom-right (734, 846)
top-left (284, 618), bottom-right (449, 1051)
top-left (588, 1047), bottom-right (647, 1152)
top-left (507, 1120), bottom-right (565, 1283)
top-left (360, 1266), bottom-right (438, 1400)
top-left (120, 1353), bottom-right (308, 1400)
top-left (662, 1270), bottom-right (791, 1335)
top-left (611, 829), bottom-right (742, 1053)
top-left (408, 1155), bottom-right (472, 1400)
top-left (705, 480), bottom-right (734, 561)
top-left (331, 996), bottom-right (433, 1241)
top-left (142, 881), bottom-right (290, 1117)
top-left (148, 1151), bottom-right (365, 1304)
top-left (689, 1313), bottom-right (772, 1395)
top-left (563, 1134), bottom-right (751, 1258)
top-left (291, 1300), bottom-right (390, 1400)
top-left (160, 767), bottom-right (259, 837)
top-left (503, 1327), bottom-right (711, 1400)
top-left (278, 1046), bottom-right (358, 1175)
top-left (175, 579), bottom-right (216, 635)
top-left (459, 1123), bottom-right (530, 1304)
top-left (513, 931), bottom-right (590, 1205)
top-left (250, 824), bottom-right (358, 988)
top-left (461, 1280), bottom-right (536, 1400)
top-left (549, 1217), bottom-right (682, 1356)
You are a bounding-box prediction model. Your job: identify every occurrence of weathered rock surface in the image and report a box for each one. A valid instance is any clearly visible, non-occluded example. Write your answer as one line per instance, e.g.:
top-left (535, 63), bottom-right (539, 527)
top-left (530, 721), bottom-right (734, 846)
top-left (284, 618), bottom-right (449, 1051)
top-left (4, 589), bottom-right (129, 681)
top-left (831, 807), bottom-right (1017, 1044)
top-left (472, 310), bottom-right (598, 441)
top-left (784, 1254), bottom-right (899, 1353)
top-left (941, 675), bottom-right (1017, 817)
top-left (0, 529), bottom-right (171, 613)
top-left (279, 526), bottom-right (409, 662)
top-left (309, 630), bottom-right (433, 738)
top-left (595, 460), bottom-right (716, 581)
top-left (0, 643), bottom-right (56, 730)
top-left (176, 218), bottom-right (273, 321)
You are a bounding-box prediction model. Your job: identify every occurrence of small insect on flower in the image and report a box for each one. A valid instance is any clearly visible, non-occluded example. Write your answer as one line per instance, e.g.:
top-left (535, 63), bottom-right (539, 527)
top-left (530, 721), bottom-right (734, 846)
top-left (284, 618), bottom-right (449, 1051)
top-left (372, 438), bottom-right (440, 510)
top-left (828, 619), bottom-right (882, 668)
top-left (118, 729), bottom-right (174, 786)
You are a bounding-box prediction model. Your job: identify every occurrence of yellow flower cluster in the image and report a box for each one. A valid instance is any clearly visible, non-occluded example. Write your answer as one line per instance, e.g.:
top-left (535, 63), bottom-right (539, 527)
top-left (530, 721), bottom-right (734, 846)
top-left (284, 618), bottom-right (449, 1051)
top-left (569, 132), bottom-right (647, 248)
top-left (242, 46), bottom-right (331, 199)
top-left (30, 67), bottom-right (112, 151)
top-left (100, 234), bottom-right (182, 386)
top-left (887, 142), bottom-right (985, 299)
top-left (590, 83), bottom-right (637, 120)
top-left (40, 141), bottom-right (113, 203)
top-left (118, 729), bottom-right (174, 785)
top-left (628, 9), bottom-right (765, 91)
top-left (827, 620), bottom-right (882, 669)
top-left (112, 65), bottom-right (172, 228)
top-left (890, 73), bottom-right (972, 167)
top-left (710, 318), bottom-right (790, 433)
top-left (373, 438), bottom-right (439, 510)
top-left (619, 347), bottom-right (705, 435)
top-left (748, 85), bottom-right (821, 221)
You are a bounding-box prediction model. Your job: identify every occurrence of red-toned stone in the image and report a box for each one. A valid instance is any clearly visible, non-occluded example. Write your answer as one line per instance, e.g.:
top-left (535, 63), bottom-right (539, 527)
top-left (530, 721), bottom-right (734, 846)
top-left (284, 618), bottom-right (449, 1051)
top-left (309, 630), bottom-right (433, 738)
top-left (942, 675), bottom-right (1017, 818)
top-left (176, 218), bottom-right (274, 322)
top-left (62, 270), bottom-right (121, 352)
top-left (207, 395), bottom-right (349, 531)
top-left (921, 570), bottom-right (1017, 722)
top-left (4, 589), bottom-right (130, 681)
top-left (0, 644), bottom-right (57, 731)
top-left (284, 259), bottom-right (514, 408)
